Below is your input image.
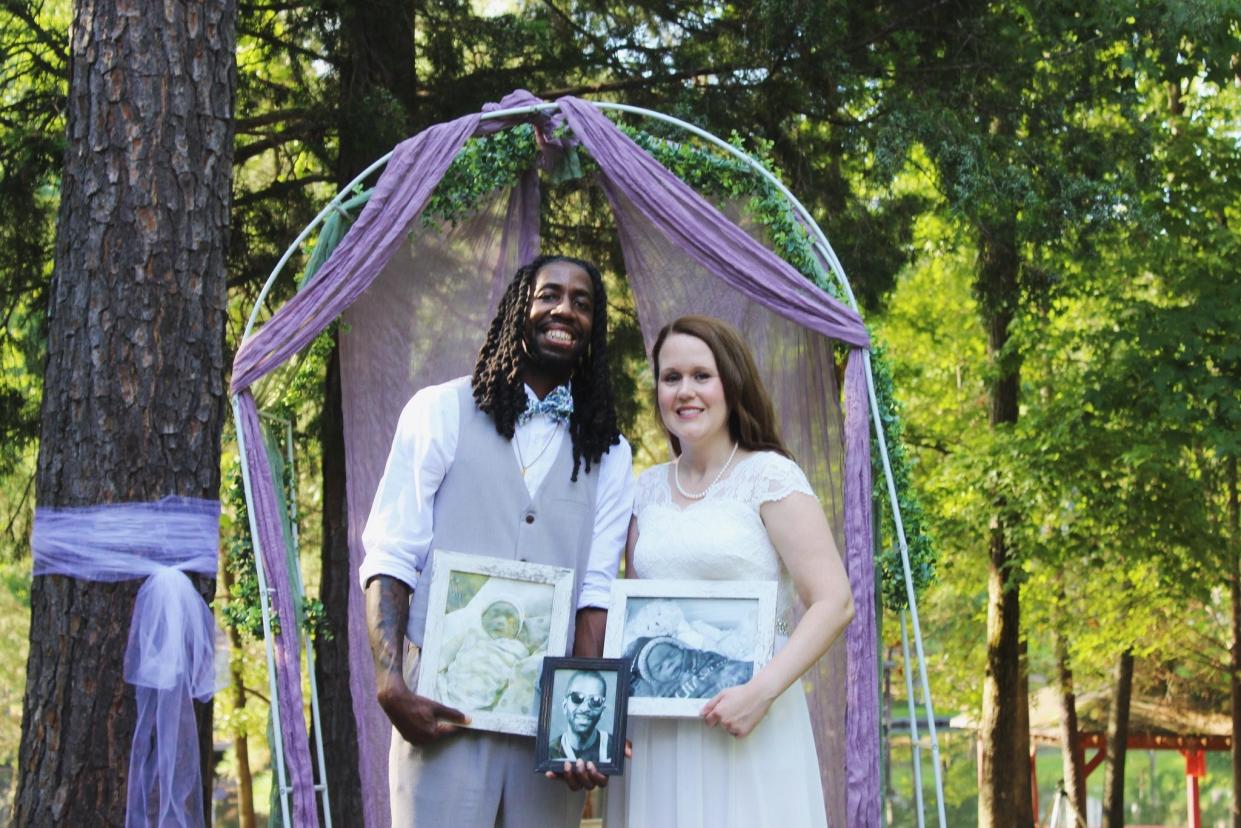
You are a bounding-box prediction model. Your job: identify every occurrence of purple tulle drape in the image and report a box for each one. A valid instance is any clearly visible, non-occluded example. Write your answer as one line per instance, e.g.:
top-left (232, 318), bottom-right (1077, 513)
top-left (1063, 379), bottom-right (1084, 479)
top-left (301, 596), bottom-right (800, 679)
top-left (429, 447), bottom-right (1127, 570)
top-left (236, 394), bottom-right (318, 824)
top-left (32, 497), bottom-right (220, 828)
top-left (230, 90), bottom-right (880, 827)
top-left (339, 182), bottom-right (542, 825)
top-left (844, 355), bottom-right (880, 826)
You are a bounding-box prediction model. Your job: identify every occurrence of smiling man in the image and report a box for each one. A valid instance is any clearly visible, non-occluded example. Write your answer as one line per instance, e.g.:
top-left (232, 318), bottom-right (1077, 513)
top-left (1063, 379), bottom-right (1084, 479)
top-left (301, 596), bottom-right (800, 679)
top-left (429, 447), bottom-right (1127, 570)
top-left (550, 670), bottom-right (611, 764)
top-left (361, 255), bottom-right (635, 828)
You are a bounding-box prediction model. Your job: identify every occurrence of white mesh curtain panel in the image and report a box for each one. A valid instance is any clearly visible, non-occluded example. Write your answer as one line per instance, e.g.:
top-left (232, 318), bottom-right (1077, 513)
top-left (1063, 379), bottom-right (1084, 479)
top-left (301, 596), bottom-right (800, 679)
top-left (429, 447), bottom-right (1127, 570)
top-left (339, 184), bottom-right (536, 826)
top-left (609, 185), bottom-right (850, 826)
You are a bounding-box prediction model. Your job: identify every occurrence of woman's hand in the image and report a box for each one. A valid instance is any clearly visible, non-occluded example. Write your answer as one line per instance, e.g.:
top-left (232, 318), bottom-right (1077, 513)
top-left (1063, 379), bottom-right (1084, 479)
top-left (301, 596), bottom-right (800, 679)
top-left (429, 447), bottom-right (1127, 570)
top-left (700, 680), bottom-right (776, 739)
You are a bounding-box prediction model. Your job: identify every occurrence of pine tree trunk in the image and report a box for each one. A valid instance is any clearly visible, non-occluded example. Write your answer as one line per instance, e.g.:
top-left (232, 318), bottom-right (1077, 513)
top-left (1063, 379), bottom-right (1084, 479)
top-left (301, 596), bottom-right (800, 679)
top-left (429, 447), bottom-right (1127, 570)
top-left (1103, 648), bottom-right (1135, 828)
top-left (977, 221), bottom-right (1030, 827)
top-left (14, 0), bottom-right (235, 824)
top-left (1054, 611), bottom-right (1088, 826)
top-left (315, 340), bottom-right (364, 824)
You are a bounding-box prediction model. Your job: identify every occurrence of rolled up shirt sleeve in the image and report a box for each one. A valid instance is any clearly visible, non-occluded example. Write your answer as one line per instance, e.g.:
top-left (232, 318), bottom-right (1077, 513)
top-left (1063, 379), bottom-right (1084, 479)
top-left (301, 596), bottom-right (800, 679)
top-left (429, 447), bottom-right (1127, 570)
top-left (577, 436), bottom-right (635, 610)
top-left (358, 382), bottom-right (459, 591)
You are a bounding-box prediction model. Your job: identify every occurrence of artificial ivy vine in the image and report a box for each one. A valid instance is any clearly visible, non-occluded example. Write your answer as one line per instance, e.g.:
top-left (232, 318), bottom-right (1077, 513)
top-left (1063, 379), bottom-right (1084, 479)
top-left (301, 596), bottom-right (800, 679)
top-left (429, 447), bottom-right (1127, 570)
top-left (609, 124), bottom-right (936, 609)
top-left (231, 114), bottom-right (935, 620)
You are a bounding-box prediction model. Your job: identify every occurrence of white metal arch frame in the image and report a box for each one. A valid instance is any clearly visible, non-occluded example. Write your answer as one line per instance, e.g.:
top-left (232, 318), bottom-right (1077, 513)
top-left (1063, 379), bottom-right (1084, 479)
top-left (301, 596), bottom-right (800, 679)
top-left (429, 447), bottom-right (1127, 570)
top-left (232, 99), bottom-right (947, 828)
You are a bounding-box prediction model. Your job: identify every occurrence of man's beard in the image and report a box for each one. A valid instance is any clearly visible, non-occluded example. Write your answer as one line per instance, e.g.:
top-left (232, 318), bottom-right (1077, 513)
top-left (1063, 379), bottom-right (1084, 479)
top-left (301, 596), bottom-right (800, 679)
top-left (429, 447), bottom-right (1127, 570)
top-left (523, 335), bottom-right (582, 373)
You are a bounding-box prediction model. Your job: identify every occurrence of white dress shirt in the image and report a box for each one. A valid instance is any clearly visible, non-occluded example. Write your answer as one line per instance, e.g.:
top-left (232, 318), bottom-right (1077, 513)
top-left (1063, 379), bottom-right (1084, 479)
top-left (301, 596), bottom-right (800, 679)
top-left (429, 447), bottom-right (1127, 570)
top-left (359, 376), bottom-right (635, 609)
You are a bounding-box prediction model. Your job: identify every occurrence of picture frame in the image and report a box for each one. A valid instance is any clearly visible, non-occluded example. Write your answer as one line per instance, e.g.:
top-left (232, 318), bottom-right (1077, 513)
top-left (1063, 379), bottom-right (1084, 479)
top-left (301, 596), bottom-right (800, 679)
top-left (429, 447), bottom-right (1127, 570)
top-left (602, 579), bottom-right (778, 718)
top-left (534, 657), bottom-right (630, 775)
top-left (416, 550), bottom-right (575, 736)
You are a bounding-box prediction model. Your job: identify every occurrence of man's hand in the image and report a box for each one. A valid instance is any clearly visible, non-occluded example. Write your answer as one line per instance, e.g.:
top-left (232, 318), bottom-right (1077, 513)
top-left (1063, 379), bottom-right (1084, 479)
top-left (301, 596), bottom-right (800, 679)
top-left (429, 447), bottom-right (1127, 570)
top-left (367, 575), bottom-right (468, 744)
top-left (377, 677), bottom-right (469, 745)
top-left (544, 760), bottom-right (609, 791)
top-left (542, 740), bottom-right (633, 791)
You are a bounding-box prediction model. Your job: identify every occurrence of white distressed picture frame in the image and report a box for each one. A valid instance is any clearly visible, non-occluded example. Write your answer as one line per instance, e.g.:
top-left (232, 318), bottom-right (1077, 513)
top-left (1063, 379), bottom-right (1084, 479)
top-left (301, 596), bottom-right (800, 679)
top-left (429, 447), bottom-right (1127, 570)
top-left (602, 579), bottom-right (778, 718)
top-left (416, 550), bottom-right (575, 736)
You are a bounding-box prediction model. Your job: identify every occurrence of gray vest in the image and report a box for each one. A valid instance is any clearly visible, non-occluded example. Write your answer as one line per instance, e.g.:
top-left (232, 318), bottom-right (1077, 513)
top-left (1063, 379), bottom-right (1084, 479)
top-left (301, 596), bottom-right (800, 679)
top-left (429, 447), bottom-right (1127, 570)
top-left (406, 381), bottom-right (600, 654)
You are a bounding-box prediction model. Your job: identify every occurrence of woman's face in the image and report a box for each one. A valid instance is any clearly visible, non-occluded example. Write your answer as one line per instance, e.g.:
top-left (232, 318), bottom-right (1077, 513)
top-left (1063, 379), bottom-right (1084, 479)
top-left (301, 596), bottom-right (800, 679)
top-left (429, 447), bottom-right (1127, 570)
top-left (656, 333), bottom-right (729, 449)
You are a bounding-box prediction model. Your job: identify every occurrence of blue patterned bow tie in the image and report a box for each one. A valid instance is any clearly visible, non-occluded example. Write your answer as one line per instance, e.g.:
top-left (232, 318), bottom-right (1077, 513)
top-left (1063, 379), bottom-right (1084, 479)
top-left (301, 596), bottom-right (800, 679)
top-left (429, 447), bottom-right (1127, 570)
top-left (518, 384), bottom-right (574, 426)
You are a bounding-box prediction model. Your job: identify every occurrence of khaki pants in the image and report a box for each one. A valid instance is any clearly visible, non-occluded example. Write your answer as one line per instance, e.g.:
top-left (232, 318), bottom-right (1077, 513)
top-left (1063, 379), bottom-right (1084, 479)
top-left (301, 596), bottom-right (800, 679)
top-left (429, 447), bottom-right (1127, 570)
top-left (389, 727), bottom-right (586, 828)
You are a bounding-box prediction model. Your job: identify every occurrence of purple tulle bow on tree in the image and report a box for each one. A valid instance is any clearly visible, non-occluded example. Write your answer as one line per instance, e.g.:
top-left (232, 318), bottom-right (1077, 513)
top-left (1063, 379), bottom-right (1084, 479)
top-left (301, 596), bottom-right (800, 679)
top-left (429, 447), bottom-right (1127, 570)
top-left (32, 496), bottom-right (221, 828)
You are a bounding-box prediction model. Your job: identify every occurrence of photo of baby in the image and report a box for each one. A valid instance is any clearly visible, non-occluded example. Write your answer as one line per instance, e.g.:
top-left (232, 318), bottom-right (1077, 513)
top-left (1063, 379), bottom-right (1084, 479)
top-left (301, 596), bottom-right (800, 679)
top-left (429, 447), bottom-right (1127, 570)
top-left (416, 551), bottom-right (575, 735)
top-left (433, 572), bottom-right (555, 716)
top-left (619, 597), bottom-right (758, 700)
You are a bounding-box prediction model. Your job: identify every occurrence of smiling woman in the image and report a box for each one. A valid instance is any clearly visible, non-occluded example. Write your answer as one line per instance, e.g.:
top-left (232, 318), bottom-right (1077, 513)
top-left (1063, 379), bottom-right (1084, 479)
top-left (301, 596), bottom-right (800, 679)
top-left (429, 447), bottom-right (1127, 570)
top-left (605, 314), bottom-right (855, 828)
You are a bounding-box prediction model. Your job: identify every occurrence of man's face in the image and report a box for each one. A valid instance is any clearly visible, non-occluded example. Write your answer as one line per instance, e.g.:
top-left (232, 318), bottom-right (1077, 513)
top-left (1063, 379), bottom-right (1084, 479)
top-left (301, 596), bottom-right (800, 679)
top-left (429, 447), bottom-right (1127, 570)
top-left (562, 673), bottom-right (606, 737)
top-left (523, 261), bottom-right (595, 376)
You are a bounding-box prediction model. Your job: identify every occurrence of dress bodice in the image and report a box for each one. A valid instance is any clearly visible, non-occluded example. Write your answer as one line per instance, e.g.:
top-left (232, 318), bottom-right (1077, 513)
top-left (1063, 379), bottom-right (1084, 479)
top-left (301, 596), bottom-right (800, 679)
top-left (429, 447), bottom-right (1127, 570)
top-left (630, 451), bottom-right (816, 625)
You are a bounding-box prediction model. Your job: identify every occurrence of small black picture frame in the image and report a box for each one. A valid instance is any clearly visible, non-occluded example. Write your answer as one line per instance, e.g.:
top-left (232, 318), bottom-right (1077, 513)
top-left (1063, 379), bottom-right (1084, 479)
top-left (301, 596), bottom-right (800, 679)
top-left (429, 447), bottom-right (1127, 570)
top-left (534, 657), bottom-right (629, 776)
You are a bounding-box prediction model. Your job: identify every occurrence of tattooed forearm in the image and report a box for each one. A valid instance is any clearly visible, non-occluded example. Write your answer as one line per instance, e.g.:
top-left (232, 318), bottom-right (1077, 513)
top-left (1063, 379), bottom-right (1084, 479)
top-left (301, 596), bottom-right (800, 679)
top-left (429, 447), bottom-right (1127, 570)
top-left (366, 576), bottom-right (411, 685)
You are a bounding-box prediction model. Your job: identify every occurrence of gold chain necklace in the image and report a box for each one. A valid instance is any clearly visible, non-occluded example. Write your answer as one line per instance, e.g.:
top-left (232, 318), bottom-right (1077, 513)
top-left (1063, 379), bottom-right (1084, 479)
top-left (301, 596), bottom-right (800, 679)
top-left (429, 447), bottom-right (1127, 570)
top-left (514, 426), bottom-right (560, 478)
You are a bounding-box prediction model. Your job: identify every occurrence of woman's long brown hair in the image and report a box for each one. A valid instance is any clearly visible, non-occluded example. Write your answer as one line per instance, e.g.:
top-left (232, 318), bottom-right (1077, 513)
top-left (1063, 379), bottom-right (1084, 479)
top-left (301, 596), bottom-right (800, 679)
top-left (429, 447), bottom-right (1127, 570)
top-left (651, 315), bottom-right (792, 460)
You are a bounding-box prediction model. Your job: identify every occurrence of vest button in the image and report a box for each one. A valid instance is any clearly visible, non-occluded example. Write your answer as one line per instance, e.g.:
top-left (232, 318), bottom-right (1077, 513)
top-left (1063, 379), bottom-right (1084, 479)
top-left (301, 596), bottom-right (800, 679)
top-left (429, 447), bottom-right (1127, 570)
top-left (524, 514), bottom-right (535, 524)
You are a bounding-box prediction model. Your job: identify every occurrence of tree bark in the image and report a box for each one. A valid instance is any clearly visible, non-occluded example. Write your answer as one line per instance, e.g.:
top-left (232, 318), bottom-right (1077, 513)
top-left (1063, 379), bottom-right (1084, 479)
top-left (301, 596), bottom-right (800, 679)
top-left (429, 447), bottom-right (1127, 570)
top-left (221, 562), bottom-right (257, 828)
top-left (337, 0), bottom-right (418, 178)
top-left (1103, 648), bottom-right (1135, 828)
top-left (15, 0), bottom-right (235, 824)
top-left (1228, 456), bottom-right (1239, 828)
top-left (314, 339), bottom-right (364, 825)
top-left (1015, 638), bottom-right (1034, 827)
top-left (977, 219), bottom-right (1031, 827)
top-left (1054, 610), bottom-right (1088, 826)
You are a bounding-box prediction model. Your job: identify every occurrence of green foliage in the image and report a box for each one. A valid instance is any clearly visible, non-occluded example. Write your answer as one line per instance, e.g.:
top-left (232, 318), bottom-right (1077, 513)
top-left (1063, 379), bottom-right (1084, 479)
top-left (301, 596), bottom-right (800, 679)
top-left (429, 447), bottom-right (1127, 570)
top-left (0, 1), bottom-right (68, 558)
top-left (617, 126), bottom-right (840, 300)
top-left (422, 125), bottom-right (539, 229)
top-left (869, 340), bottom-right (936, 609)
top-left (611, 125), bottom-right (937, 605)
top-left (0, 562), bottom-right (30, 772)
top-left (221, 448), bottom-right (330, 643)
top-left (221, 458), bottom-right (269, 640)
top-left (296, 115), bottom-right (936, 605)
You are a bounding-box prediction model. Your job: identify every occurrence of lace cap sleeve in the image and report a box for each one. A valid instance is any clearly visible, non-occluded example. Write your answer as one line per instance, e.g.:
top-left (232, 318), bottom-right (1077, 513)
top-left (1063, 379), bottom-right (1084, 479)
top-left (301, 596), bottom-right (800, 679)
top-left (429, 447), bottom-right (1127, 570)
top-left (634, 464), bottom-right (671, 513)
top-left (752, 452), bottom-right (816, 506)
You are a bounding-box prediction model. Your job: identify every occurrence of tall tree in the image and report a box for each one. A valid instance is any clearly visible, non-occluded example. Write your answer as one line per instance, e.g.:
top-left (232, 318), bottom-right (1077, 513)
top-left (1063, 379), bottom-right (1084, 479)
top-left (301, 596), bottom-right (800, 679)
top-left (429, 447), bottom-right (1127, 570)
top-left (0, 0), bottom-right (68, 555)
top-left (15, 0), bottom-right (236, 823)
top-left (314, 2), bottom-right (420, 821)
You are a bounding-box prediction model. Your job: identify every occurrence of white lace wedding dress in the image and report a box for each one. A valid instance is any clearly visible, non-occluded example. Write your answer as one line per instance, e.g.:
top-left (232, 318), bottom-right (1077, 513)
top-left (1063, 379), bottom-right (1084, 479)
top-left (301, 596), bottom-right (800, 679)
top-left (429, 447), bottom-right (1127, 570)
top-left (605, 451), bottom-right (828, 828)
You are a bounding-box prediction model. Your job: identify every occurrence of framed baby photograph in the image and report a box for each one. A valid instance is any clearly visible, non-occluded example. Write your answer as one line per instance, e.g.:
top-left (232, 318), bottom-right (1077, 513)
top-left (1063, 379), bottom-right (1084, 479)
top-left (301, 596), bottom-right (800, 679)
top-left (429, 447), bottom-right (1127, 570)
top-left (416, 550), bottom-right (575, 736)
top-left (533, 657), bottom-right (630, 776)
top-left (602, 579), bottom-right (778, 718)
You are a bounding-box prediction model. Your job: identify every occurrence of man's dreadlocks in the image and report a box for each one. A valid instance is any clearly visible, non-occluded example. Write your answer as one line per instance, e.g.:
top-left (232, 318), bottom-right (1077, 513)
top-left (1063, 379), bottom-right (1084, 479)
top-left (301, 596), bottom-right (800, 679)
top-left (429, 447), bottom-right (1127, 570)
top-left (472, 255), bottom-right (621, 481)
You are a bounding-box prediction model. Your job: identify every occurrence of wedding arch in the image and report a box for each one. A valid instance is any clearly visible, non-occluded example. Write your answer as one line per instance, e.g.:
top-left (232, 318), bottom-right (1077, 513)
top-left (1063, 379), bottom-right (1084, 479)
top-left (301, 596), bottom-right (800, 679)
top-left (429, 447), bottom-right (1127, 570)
top-left (229, 90), bottom-right (946, 828)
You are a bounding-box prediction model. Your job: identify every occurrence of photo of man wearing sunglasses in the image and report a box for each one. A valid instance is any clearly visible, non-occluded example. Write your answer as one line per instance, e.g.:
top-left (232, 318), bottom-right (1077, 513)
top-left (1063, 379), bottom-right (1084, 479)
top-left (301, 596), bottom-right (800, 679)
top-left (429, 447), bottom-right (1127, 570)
top-left (549, 670), bottom-right (612, 764)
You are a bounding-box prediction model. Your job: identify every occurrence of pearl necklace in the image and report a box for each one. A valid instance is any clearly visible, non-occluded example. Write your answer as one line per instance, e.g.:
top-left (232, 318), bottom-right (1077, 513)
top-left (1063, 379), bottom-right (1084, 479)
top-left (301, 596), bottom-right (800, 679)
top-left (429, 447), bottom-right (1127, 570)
top-left (674, 442), bottom-right (739, 500)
